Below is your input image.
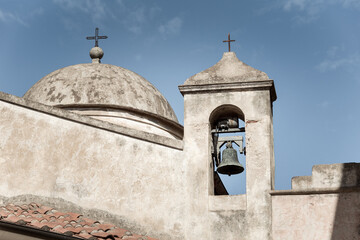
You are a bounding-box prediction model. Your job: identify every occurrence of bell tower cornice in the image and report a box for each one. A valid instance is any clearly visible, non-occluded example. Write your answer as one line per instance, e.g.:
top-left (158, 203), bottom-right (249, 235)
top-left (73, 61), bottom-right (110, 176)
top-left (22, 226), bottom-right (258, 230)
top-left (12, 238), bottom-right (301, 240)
top-left (179, 79), bottom-right (277, 102)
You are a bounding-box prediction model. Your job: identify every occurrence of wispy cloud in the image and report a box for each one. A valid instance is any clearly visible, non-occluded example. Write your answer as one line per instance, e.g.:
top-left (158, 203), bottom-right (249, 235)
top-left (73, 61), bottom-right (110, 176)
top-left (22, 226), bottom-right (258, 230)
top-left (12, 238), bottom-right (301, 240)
top-left (316, 45), bottom-right (360, 72)
top-left (281, 0), bottom-right (360, 23)
top-left (53, 0), bottom-right (107, 22)
top-left (158, 17), bottom-right (183, 36)
top-left (134, 54), bottom-right (143, 61)
top-left (0, 8), bottom-right (27, 26)
top-left (317, 100), bottom-right (329, 108)
top-left (282, 0), bottom-right (324, 23)
top-left (121, 5), bottom-right (162, 35)
top-left (53, 0), bottom-right (163, 35)
top-left (53, 0), bottom-right (118, 31)
top-left (283, 0), bottom-right (313, 11)
top-left (338, 0), bottom-right (360, 8)
top-left (122, 7), bottom-right (146, 34)
top-left (326, 46), bottom-right (340, 58)
top-left (283, 0), bottom-right (360, 11)
top-left (149, 6), bottom-right (162, 19)
top-left (316, 54), bottom-right (360, 72)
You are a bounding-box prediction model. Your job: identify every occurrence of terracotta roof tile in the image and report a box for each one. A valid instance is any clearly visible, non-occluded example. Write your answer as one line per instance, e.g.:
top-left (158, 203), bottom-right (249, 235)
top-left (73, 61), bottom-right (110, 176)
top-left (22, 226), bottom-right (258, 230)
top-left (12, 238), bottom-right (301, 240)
top-left (38, 206), bottom-right (53, 214)
top-left (0, 203), bottom-right (158, 240)
top-left (107, 228), bottom-right (130, 237)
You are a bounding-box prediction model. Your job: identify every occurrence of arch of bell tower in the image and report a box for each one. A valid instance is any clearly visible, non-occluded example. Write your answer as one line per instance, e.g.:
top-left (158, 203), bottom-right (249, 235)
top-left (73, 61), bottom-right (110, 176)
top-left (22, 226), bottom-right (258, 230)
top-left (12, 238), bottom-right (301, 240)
top-left (209, 104), bottom-right (245, 125)
top-left (179, 51), bottom-right (276, 239)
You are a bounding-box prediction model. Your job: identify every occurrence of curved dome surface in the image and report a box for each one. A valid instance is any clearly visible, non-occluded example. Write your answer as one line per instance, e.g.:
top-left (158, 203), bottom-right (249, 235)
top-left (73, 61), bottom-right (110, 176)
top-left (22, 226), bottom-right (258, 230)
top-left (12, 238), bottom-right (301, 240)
top-left (24, 63), bottom-right (178, 123)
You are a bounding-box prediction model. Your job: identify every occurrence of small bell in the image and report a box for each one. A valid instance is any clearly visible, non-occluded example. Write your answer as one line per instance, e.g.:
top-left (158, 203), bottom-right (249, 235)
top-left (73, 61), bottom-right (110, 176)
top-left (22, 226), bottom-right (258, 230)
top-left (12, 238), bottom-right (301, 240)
top-left (217, 142), bottom-right (244, 176)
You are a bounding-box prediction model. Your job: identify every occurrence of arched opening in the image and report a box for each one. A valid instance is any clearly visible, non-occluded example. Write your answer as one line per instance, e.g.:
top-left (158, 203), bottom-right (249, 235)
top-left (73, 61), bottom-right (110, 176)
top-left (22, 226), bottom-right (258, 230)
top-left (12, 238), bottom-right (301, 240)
top-left (209, 105), bottom-right (246, 195)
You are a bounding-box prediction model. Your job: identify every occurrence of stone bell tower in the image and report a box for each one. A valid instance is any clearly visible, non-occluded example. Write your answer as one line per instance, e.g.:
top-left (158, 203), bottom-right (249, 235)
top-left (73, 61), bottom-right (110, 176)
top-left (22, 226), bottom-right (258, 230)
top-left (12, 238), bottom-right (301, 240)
top-left (179, 49), bottom-right (276, 239)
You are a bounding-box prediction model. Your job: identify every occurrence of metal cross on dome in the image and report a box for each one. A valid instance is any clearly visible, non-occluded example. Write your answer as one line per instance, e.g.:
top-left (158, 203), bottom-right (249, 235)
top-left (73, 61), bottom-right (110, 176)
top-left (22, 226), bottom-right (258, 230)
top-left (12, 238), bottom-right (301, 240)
top-left (223, 33), bottom-right (235, 52)
top-left (86, 27), bottom-right (108, 47)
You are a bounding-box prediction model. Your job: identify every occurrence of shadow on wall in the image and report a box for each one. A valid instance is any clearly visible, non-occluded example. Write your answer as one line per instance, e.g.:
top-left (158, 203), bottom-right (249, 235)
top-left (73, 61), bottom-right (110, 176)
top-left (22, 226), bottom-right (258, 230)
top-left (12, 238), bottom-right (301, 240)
top-left (330, 163), bottom-right (360, 240)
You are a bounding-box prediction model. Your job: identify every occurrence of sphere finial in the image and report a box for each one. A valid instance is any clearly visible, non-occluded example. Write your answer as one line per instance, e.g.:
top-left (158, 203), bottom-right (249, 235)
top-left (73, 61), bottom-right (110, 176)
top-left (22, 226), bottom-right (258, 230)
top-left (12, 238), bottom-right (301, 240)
top-left (89, 47), bottom-right (104, 63)
top-left (86, 28), bottom-right (107, 63)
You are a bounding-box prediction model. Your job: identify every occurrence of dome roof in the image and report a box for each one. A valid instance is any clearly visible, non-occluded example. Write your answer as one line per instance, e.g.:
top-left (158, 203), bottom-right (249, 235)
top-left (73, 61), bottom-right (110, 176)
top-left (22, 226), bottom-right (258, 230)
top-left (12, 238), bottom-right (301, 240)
top-left (23, 63), bottom-right (178, 123)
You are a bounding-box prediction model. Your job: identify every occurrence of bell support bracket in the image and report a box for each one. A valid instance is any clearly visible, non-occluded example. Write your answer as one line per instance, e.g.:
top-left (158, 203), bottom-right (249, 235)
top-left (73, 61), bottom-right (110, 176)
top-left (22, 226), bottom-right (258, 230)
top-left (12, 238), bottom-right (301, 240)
top-left (211, 135), bottom-right (244, 167)
top-left (217, 136), bottom-right (244, 157)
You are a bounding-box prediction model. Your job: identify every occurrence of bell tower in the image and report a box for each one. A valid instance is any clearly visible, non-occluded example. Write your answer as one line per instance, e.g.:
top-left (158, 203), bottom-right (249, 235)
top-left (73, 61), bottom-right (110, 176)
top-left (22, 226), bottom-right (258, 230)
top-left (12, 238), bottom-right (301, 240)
top-left (179, 50), bottom-right (276, 239)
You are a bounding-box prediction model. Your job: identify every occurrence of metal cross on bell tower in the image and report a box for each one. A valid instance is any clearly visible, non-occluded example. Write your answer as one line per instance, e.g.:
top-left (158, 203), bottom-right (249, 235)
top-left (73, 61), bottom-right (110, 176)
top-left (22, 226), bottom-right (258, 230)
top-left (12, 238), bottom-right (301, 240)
top-left (86, 27), bottom-right (108, 47)
top-left (223, 33), bottom-right (235, 52)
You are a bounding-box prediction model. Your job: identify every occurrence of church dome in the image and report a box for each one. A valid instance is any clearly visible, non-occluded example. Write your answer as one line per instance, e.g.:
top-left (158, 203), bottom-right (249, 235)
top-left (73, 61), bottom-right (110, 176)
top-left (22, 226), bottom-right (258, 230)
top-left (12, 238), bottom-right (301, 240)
top-left (23, 44), bottom-right (183, 140)
top-left (24, 63), bottom-right (178, 123)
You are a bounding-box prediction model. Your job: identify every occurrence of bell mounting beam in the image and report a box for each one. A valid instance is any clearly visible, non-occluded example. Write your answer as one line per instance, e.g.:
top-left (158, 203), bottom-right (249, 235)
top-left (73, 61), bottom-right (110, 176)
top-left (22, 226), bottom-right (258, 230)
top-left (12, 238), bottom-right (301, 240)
top-left (216, 136), bottom-right (244, 155)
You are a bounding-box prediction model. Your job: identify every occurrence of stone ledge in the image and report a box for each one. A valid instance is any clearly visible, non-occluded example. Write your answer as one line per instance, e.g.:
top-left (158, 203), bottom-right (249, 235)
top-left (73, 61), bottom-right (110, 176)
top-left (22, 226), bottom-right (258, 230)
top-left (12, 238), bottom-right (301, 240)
top-left (270, 186), bottom-right (360, 196)
top-left (0, 91), bottom-right (183, 150)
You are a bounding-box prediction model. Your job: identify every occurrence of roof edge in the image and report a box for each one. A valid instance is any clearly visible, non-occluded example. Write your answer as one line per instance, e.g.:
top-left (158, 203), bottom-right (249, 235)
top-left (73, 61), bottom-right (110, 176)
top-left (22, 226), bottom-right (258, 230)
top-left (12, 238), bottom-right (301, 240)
top-left (0, 91), bottom-right (183, 150)
top-left (0, 221), bottom-right (81, 240)
top-left (57, 104), bottom-right (184, 139)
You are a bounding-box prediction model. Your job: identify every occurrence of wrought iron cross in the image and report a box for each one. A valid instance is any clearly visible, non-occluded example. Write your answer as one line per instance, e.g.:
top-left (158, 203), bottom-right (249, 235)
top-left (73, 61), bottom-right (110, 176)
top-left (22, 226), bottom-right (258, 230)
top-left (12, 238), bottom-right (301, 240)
top-left (86, 28), bottom-right (108, 47)
top-left (223, 33), bottom-right (235, 52)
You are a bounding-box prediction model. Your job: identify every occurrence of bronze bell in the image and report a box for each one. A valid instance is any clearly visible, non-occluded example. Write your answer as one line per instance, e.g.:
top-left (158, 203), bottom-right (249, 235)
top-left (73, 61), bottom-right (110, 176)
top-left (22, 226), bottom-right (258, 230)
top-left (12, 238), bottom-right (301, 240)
top-left (217, 142), bottom-right (244, 176)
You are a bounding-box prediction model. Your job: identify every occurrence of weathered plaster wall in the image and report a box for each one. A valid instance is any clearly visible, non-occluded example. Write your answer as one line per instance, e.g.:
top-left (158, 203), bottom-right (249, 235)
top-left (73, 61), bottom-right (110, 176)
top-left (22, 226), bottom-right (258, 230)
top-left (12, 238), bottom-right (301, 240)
top-left (272, 163), bottom-right (360, 240)
top-left (209, 195), bottom-right (247, 239)
top-left (0, 98), bottom-right (185, 239)
top-left (272, 193), bottom-right (360, 240)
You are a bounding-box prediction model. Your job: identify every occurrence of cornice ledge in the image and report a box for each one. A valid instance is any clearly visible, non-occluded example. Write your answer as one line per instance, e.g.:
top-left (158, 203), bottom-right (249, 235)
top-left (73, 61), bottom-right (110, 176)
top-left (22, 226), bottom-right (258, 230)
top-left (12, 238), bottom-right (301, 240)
top-left (270, 186), bottom-right (360, 196)
top-left (179, 79), bottom-right (274, 95)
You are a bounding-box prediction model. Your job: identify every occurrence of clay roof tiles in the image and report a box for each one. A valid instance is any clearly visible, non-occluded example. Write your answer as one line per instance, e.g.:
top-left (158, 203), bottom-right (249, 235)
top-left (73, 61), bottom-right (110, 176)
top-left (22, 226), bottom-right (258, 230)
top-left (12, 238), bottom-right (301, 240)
top-left (0, 203), bottom-right (157, 240)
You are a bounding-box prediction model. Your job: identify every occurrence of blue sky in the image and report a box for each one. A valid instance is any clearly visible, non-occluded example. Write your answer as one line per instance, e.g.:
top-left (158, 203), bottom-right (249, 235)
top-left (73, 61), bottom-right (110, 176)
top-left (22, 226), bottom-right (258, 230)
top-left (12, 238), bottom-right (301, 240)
top-left (1, 0), bottom-right (360, 194)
